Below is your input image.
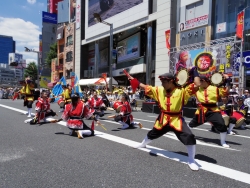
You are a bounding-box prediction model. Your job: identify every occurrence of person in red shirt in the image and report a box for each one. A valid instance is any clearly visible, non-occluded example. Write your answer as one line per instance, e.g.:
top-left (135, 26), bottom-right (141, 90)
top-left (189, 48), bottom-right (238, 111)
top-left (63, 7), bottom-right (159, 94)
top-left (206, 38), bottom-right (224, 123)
top-left (86, 91), bottom-right (106, 119)
top-left (62, 93), bottom-right (101, 139)
top-left (113, 93), bottom-right (143, 129)
top-left (24, 91), bottom-right (57, 124)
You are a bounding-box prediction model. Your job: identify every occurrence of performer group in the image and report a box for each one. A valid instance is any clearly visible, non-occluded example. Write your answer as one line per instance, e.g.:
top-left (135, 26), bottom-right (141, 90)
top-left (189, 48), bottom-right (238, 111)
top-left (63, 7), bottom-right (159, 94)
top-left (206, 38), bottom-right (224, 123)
top-left (13, 67), bottom-right (249, 171)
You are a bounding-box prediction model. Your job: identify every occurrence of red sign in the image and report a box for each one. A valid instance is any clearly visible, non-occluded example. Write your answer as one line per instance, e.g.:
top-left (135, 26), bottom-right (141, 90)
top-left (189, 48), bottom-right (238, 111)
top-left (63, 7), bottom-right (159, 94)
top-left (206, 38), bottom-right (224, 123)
top-left (165, 30), bottom-right (170, 55)
top-left (236, 11), bottom-right (244, 39)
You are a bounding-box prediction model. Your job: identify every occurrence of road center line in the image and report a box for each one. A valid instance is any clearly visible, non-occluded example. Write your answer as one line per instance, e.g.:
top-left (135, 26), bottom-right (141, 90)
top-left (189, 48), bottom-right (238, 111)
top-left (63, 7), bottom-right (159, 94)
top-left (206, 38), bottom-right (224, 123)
top-left (0, 104), bottom-right (249, 185)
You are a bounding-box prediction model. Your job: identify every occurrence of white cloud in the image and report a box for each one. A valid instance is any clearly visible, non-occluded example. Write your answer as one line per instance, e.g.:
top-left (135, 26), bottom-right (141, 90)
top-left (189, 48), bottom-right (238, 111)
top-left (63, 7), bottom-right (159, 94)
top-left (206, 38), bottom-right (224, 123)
top-left (26, 59), bottom-right (37, 65)
top-left (27, 0), bottom-right (36, 4)
top-left (0, 17), bottom-right (41, 63)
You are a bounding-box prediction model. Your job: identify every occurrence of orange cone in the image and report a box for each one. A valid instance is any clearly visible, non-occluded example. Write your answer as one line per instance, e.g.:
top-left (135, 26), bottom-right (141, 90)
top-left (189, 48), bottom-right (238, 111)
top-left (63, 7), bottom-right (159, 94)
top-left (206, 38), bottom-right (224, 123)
top-left (91, 120), bottom-right (95, 131)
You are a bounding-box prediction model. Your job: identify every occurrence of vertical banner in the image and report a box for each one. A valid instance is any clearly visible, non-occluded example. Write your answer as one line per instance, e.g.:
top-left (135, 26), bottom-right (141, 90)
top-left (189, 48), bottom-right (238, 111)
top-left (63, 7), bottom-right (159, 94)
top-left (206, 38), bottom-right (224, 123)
top-left (165, 30), bottom-right (171, 56)
top-left (236, 11), bottom-right (244, 39)
top-left (70, 0), bottom-right (76, 22)
top-left (70, 72), bottom-right (75, 89)
top-left (76, 0), bottom-right (81, 29)
top-left (39, 35), bottom-right (42, 52)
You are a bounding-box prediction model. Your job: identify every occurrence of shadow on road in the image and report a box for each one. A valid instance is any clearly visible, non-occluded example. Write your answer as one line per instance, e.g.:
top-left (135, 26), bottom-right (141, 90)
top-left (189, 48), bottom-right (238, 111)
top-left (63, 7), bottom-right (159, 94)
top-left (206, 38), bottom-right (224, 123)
top-left (195, 136), bottom-right (241, 146)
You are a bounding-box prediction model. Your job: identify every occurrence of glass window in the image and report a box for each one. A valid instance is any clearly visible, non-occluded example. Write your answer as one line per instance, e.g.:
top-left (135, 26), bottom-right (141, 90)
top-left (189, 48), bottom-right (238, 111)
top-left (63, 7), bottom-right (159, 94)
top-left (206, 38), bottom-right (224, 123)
top-left (66, 51), bottom-right (73, 62)
top-left (66, 35), bottom-right (73, 46)
top-left (213, 0), bottom-right (250, 49)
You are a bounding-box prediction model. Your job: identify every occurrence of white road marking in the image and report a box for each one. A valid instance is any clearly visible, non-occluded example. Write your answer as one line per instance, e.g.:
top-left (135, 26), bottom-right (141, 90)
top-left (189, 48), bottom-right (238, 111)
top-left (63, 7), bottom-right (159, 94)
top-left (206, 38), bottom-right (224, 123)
top-left (0, 104), bottom-right (250, 184)
top-left (147, 115), bottom-right (158, 118)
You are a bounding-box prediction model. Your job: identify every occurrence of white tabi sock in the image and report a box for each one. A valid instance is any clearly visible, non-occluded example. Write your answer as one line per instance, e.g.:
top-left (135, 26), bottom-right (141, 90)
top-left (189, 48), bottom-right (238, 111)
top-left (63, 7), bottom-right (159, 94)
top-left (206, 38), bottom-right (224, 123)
top-left (186, 145), bottom-right (199, 171)
top-left (118, 121), bottom-right (129, 129)
top-left (131, 121), bottom-right (143, 128)
top-left (27, 108), bottom-right (32, 117)
top-left (228, 123), bottom-right (235, 134)
top-left (133, 136), bottom-right (152, 149)
top-left (77, 130), bottom-right (92, 139)
top-left (220, 132), bottom-right (230, 148)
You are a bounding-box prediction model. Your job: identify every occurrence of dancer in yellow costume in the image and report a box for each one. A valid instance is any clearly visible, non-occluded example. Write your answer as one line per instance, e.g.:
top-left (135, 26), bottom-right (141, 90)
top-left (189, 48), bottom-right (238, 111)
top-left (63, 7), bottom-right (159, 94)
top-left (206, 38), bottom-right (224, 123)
top-left (19, 76), bottom-right (35, 117)
top-left (125, 70), bottom-right (200, 171)
top-left (189, 74), bottom-right (231, 148)
top-left (60, 85), bottom-right (72, 112)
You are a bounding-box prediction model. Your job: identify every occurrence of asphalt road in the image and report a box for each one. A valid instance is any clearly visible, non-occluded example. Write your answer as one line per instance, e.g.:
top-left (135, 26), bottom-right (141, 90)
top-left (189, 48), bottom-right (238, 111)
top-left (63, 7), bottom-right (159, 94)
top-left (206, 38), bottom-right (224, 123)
top-left (1, 99), bottom-right (250, 187)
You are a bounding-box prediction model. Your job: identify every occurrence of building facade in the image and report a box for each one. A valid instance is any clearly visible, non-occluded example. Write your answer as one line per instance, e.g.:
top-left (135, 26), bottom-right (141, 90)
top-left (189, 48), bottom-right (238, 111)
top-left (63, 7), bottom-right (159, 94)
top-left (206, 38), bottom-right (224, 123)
top-left (78, 0), bottom-right (173, 86)
top-left (0, 35), bottom-right (15, 64)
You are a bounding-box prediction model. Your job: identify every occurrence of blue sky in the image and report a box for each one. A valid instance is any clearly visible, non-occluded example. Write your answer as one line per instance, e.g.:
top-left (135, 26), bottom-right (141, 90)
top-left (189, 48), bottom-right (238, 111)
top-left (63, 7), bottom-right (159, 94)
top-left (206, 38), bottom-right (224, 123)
top-left (0, 0), bottom-right (47, 64)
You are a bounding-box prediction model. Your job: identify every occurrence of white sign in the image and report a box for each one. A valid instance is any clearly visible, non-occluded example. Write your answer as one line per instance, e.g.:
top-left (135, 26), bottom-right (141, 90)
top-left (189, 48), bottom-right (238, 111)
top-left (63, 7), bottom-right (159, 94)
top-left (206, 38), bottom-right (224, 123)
top-left (76, 0), bottom-right (81, 29)
top-left (179, 15), bottom-right (209, 32)
top-left (216, 22), bottom-right (226, 33)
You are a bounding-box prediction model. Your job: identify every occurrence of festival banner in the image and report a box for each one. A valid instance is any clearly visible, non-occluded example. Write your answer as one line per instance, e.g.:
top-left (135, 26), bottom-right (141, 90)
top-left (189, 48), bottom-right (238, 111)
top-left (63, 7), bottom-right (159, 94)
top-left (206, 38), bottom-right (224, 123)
top-left (165, 30), bottom-right (171, 55)
top-left (236, 11), bottom-right (244, 39)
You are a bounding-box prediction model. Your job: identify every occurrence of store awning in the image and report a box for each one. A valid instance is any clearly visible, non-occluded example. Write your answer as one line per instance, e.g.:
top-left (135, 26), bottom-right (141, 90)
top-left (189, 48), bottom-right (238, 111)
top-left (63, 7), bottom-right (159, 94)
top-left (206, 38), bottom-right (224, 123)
top-left (79, 77), bottom-right (118, 86)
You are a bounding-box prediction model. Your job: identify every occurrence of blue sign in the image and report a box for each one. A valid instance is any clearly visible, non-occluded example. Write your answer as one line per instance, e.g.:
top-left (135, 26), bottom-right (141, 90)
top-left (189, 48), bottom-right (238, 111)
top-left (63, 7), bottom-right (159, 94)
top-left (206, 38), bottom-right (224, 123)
top-left (236, 51), bottom-right (250, 68)
top-left (42, 11), bottom-right (57, 24)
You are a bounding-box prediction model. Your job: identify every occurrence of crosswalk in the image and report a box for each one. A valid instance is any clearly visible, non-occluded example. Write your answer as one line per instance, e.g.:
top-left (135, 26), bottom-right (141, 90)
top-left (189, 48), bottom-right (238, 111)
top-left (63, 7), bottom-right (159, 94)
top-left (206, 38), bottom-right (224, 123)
top-left (1, 103), bottom-right (250, 185)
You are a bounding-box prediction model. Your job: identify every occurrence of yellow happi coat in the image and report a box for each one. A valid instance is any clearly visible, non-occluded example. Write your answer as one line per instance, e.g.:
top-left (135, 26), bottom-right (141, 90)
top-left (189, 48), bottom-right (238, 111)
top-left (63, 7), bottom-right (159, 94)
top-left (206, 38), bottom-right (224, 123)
top-left (195, 85), bottom-right (228, 123)
top-left (145, 83), bottom-right (196, 131)
top-left (62, 88), bottom-right (71, 103)
top-left (20, 83), bottom-right (34, 101)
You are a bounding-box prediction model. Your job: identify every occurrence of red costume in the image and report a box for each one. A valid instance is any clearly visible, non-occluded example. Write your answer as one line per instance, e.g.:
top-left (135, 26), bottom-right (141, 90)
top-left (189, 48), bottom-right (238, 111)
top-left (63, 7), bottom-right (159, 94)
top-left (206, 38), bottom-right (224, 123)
top-left (62, 101), bottom-right (94, 130)
top-left (87, 97), bottom-right (105, 109)
top-left (35, 97), bottom-right (51, 122)
top-left (119, 101), bottom-right (133, 123)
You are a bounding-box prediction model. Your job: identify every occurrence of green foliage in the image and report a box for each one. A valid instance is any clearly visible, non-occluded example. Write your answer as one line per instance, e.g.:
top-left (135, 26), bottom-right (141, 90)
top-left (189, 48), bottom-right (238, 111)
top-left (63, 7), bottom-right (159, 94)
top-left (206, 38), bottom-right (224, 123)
top-left (24, 62), bottom-right (38, 81)
top-left (45, 42), bottom-right (57, 68)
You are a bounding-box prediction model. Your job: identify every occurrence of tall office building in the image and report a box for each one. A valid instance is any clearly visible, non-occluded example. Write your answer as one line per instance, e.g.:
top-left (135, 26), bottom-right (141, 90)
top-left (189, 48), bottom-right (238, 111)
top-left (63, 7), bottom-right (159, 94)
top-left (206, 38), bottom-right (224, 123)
top-left (0, 35), bottom-right (15, 64)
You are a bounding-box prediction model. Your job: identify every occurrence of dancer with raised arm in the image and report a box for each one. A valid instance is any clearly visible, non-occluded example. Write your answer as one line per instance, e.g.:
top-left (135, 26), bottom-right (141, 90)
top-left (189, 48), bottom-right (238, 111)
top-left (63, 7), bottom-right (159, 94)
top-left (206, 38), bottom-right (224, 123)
top-left (124, 69), bottom-right (200, 171)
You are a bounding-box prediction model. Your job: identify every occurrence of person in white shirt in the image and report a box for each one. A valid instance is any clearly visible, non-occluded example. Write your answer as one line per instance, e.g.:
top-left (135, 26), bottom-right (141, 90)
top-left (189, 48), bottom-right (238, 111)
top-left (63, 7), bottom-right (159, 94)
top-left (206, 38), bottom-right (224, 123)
top-left (107, 92), bottom-right (114, 107)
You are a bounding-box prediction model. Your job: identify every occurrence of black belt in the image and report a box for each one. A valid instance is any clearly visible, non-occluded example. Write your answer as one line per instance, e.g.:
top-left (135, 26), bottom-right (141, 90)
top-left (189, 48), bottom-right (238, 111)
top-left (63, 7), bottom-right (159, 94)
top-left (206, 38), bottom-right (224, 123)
top-left (69, 116), bottom-right (82, 120)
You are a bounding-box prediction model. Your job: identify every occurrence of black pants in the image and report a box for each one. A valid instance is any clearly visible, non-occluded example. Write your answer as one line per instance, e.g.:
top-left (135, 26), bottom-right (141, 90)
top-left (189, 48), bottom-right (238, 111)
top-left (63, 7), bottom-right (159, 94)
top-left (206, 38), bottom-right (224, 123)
top-left (147, 119), bottom-right (196, 145)
top-left (114, 115), bottom-right (134, 128)
top-left (24, 100), bottom-right (33, 108)
top-left (189, 111), bottom-right (227, 132)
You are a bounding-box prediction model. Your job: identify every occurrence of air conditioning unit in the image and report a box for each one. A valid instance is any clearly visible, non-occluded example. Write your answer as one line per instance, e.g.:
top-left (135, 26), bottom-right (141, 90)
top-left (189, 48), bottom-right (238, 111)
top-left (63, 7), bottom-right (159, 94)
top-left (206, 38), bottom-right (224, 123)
top-left (84, 70), bottom-right (88, 77)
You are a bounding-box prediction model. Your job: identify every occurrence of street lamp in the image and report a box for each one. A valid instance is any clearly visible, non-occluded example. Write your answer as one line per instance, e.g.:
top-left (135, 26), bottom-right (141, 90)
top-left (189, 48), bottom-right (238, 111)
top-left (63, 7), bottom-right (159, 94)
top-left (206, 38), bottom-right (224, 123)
top-left (93, 13), bottom-right (113, 92)
top-left (24, 47), bottom-right (40, 89)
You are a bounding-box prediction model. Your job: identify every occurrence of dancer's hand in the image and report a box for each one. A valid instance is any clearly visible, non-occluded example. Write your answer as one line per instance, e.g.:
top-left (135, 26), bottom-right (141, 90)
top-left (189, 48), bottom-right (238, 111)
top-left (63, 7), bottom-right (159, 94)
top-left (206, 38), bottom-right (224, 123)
top-left (96, 121), bottom-right (101, 126)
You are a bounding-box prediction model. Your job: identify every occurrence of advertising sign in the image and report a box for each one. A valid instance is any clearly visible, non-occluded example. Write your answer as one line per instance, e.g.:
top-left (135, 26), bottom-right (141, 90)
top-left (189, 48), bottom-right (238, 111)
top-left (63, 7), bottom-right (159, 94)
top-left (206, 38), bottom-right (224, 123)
top-left (179, 15), bottom-right (208, 32)
top-left (40, 76), bottom-right (51, 89)
top-left (117, 33), bottom-right (140, 63)
top-left (88, 0), bottom-right (143, 27)
top-left (42, 11), bottom-right (57, 24)
top-left (236, 51), bottom-right (250, 68)
top-left (171, 44), bottom-right (239, 76)
top-left (216, 22), bottom-right (227, 33)
top-left (76, 0), bottom-right (81, 29)
top-left (70, 0), bottom-right (76, 22)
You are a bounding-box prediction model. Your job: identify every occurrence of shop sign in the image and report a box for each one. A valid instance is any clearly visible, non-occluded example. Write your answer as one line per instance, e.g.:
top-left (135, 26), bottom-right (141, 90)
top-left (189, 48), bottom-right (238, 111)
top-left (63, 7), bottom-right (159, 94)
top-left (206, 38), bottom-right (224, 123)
top-left (236, 51), bottom-right (250, 68)
top-left (179, 15), bottom-right (208, 32)
top-left (180, 27), bottom-right (205, 46)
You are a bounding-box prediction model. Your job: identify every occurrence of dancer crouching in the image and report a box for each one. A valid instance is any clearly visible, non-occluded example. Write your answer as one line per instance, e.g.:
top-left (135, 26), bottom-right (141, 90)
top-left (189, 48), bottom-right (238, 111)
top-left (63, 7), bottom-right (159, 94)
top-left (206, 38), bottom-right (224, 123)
top-left (124, 70), bottom-right (200, 171)
top-left (62, 93), bottom-right (102, 139)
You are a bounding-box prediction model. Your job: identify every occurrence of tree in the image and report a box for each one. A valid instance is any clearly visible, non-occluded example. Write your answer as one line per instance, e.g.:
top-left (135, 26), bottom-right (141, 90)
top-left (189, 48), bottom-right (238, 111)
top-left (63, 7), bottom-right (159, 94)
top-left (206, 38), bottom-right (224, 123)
top-left (24, 62), bottom-right (38, 82)
top-left (45, 42), bottom-right (57, 68)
